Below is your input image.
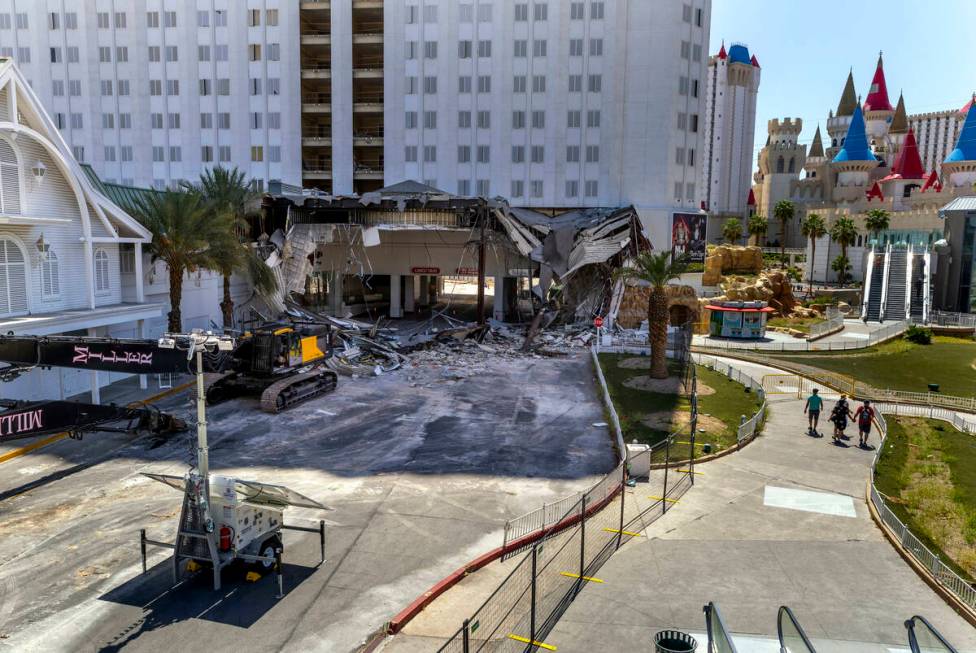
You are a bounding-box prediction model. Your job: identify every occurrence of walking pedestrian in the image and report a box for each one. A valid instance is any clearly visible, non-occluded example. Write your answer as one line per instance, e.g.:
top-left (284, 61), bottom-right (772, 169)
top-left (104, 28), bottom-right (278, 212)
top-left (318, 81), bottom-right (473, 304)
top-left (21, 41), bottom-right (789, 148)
top-left (829, 395), bottom-right (853, 443)
top-left (854, 400), bottom-right (876, 448)
top-left (804, 388), bottom-right (823, 436)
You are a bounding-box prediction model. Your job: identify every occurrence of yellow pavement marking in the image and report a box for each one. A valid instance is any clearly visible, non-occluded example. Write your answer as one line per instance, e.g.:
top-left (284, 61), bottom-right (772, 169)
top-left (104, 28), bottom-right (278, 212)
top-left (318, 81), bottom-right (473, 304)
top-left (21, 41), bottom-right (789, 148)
top-left (508, 634), bottom-right (557, 650)
top-left (0, 381), bottom-right (194, 465)
top-left (677, 469), bottom-right (703, 474)
top-left (647, 495), bottom-right (681, 504)
top-left (559, 572), bottom-right (604, 583)
top-left (603, 528), bottom-right (643, 537)
top-left (675, 441), bottom-right (707, 447)
top-left (0, 432), bottom-right (68, 463)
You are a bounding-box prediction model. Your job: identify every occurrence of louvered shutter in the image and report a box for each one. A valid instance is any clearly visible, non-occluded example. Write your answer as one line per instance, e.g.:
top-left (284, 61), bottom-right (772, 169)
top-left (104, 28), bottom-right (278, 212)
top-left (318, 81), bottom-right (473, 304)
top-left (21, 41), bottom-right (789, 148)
top-left (0, 140), bottom-right (21, 214)
top-left (0, 239), bottom-right (28, 316)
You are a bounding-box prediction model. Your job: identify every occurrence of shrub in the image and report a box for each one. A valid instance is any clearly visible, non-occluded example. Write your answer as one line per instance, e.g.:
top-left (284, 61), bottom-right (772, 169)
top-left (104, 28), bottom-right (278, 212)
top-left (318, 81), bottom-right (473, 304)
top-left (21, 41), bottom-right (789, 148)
top-left (904, 325), bottom-right (933, 345)
top-left (684, 262), bottom-right (704, 273)
top-left (785, 265), bottom-right (802, 282)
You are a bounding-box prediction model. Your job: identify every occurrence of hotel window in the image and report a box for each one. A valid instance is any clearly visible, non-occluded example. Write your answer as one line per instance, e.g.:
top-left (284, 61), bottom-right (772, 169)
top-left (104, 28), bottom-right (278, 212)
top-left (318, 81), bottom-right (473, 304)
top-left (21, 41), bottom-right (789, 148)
top-left (530, 180), bottom-right (543, 197)
top-left (118, 80), bottom-right (130, 95)
top-left (478, 76), bottom-right (491, 93)
top-left (167, 80), bottom-right (179, 96)
top-left (534, 3), bottom-right (547, 20)
top-left (514, 40), bottom-right (527, 58)
top-left (458, 41), bottom-right (472, 59)
top-left (568, 111), bottom-right (581, 128)
top-left (531, 111), bottom-right (545, 129)
top-left (566, 181), bottom-right (579, 197)
top-left (251, 146), bottom-right (263, 162)
top-left (513, 76), bottom-right (526, 93)
top-left (404, 146), bottom-right (417, 162)
top-left (423, 145), bottom-right (437, 162)
top-left (531, 146), bottom-right (544, 163)
top-left (268, 113), bottom-right (281, 129)
top-left (164, 11), bottom-right (176, 27)
top-left (588, 75), bottom-right (601, 92)
top-left (591, 2), bottom-right (605, 18)
top-left (119, 114), bottom-right (131, 129)
top-left (201, 146), bottom-right (214, 162)
top-left (424, 41), bottom-right (437, 59)
top-left (566, 145), bottom-right (580, 162)
top-left (586, 145), bottom-right (599, 162)
top-left (99, 47), bottom-right (111, 62)
top-left (248, 9), bottom-right (261, 26)
top-left (198, 10), bottom-right (209, 27)
top-left (405, 111), bottom-right (418, 128)
top-left (424, 111), bottom-right (437, 129)
top-left (104, 146), bottom-right (116, 162)
top-left (147, 11), bottom-right (159, 27)
top-left (514, 4), bottom-right (528, 21)
top-left (533, 40), bottom-right (547, 57)
top-left (590, 39), bottom-right (603, 56)
top-left (457, 146), bottom-right (471, 163)
top-left (406, 6), bottom-right (418, 24)
top-left (570, 3), bottom-right (584, 19)
top-left (219, 146), bottom-right (231, 162)
top-left (585, 180), bottom-right (598, 197)
top-left (532, 76), bottom-right (546, 93)
top-left (478, 4), bottom-right (493, 21)
top-left (166, 46), bottom-right (178, 62)
top-left (115, 12), bottom-right (126, 27)
top-left (569, 75), bottom-right (582, 93)
top-left (512, 146), bottom-right (525, 162)
top-left (102, 113), bottom-right (114, 129)
top-left (458, 76), bottom-right (471, 93)
top-left (570, 40), bottom-right (583, 57)
top-left (477, 179), bottom-right (490, 196)
top-left (458, 111), bottom-right (471, 128)
top-left (149, 46), bottom-right (161, 62)
top-left (457, 180), bottom-right (471, 195)
top-left (424, 5), bottom-right (437, 23)
top-left (424, 76), bottom-right (437, 94)
top-left (477, 111), bottom-right (490, 128)
top-left (116, 47), bottom-right (128, 62)
top-left (512, 111), bottom-right (525, 129)
top-left (249, 44), bottom-right (261, 61)
top-left (478, 40), bottom-right (491, 57)
top-left (267, 9), bottom-right (278, 26)
top-left (269, 146), bottom-right (281, 162)
top-left (587, 110), bottom-right (600, 127)
top-left (169, 146), bottom-right (181, 162)
top-left (511, 180), bottom-right (524, 197)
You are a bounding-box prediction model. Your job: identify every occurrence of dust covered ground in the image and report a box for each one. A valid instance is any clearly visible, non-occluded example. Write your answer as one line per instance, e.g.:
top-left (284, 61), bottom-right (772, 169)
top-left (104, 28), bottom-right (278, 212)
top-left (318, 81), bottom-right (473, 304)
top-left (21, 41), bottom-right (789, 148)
top-left (0, 352), bottom-right (613, 653)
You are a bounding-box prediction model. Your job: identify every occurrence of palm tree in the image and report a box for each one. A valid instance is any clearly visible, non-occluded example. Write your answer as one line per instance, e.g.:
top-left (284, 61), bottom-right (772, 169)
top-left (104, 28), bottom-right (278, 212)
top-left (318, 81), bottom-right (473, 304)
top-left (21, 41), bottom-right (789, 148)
top-left (831, 255), bottom-right (851, 285)
top-left (131, 191), bottom-right (235, 332)
top-left (722, 218), bottom-right (743, 244)
top-left (863, 208), bottom-right (890, 248)
top-left (186, 167), bottom-right (276, 330)
top-left (773, 200), bottom-right (796, 264)
top-left (829, 216), bottom-right (858, 286)
top-left (800, 213), bottom-right (827, 296)
top-left (747, 214), bottom-right (768, 247)
top-left (615, 252), bottom-right (687, 379)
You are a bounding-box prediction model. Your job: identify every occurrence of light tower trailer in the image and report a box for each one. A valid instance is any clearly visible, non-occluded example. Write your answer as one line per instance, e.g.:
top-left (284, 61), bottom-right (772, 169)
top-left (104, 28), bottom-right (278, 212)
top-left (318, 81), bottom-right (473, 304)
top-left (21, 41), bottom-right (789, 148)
top-left (141, 472), bottom-right (329, 594)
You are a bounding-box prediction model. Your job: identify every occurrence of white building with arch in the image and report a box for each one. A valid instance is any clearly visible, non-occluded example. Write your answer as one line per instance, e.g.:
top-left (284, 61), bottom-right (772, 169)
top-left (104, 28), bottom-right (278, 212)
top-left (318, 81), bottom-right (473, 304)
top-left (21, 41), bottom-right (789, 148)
top-left (0, 56), bottom-right (165, 401)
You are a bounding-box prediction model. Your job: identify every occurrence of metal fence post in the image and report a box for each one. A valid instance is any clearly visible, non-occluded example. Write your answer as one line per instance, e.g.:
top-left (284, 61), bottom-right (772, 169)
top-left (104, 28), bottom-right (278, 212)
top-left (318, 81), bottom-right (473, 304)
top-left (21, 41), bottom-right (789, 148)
top-left (529, 544), bottom-right (538, 651)
top-left (140, 529), bottom-right (147, 574)
top-left (462, 618), bottom-right (471, 653)
top-left (662, 435), bottom-right (671, 515)
top-left (579, 495), bottom-right (587, 584)
top-left (617, 463), bottom-right (626, 550)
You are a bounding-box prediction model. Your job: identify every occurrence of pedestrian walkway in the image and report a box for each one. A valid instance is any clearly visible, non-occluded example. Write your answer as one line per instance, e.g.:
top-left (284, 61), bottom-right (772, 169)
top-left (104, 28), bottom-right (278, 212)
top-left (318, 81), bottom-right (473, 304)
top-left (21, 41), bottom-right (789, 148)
top-left (382, 356), bottom-right (976, 652)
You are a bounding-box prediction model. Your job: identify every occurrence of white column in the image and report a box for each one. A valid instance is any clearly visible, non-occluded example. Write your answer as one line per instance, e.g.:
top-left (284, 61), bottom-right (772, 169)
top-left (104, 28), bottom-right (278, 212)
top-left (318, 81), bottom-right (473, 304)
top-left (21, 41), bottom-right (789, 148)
top-left (87, 327), bottom-right (100, 403)
top-left (404, 275), bottom-right (416, 312)
top-left (134, 242), bottom-right (145, 303)
top-left (137, 319), bottom-right (148, 390)
top-left (389, 274), bottom-right (402, 318)
top-left (493, 275), bottom-right (505, 321)
top-left (419, 275), bottom-right (429, 305)
top-left (84, 239), bottom-right (96, 309)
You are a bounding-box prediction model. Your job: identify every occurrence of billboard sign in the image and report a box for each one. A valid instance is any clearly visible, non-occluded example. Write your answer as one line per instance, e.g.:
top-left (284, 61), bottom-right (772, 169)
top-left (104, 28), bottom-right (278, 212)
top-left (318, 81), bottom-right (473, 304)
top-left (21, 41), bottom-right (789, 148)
top-left (671, 212), bottom-right (707, 263)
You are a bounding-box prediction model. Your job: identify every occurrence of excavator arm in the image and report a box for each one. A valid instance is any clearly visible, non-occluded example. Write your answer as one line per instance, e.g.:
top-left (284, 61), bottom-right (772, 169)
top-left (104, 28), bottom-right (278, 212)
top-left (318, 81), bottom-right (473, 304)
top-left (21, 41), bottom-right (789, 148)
top-left (0, 400), bottom-right (186, 443)
top-left (0, 334), bottom-right (230, 381)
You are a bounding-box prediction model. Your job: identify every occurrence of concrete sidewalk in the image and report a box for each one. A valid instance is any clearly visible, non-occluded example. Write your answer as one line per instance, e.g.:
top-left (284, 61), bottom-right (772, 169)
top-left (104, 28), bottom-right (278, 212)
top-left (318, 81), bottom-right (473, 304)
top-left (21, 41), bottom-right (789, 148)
top-left (383, 356), bottom-right (976, 652)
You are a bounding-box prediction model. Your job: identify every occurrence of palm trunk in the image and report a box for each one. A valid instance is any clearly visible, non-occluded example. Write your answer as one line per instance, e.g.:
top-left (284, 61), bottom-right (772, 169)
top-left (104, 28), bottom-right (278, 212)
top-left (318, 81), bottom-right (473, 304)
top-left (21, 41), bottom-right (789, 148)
top-left (840, 245), bottom-right (848, 286)
top-left (648, 286), bottom-right (670, 379)
top-left (167, 265), bottom-right (184, 333)
top-left (220, 273), bottom-right (234, 332)
top-left (808, 239), bottom-right (816, 297)
top-left (780, 221), bottom-right (787, 267)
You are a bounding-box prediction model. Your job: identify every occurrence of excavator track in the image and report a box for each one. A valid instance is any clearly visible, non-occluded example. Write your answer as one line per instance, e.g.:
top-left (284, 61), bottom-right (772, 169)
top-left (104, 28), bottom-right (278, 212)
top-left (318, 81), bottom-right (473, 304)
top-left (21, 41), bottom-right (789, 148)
top-left (260, 368), bottom-right (338, 413)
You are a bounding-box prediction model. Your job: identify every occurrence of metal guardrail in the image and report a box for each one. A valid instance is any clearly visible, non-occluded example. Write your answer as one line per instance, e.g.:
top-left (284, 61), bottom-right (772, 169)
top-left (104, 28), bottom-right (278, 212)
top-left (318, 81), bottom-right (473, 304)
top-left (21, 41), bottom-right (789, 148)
top-left (693, 354), bottom-right (767, 445)
top-left (869, 406), bottom-right (976, 613)
top-left (808, 311), bottom-right (845, 339)
top-left (697, 320), bottom-right (908, 352)
top-left (925, 311), bottom-right (976, 329)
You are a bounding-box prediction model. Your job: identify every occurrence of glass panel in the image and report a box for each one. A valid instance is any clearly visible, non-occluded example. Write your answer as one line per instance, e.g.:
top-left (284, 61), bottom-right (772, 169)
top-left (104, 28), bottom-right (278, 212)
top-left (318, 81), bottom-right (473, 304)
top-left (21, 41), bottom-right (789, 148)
top-left (907, 615), bottom-right (958, 653)
top-left (778, 606), bottom-right (817, 652)
top-left (705, 602), bottom-right (738, 653)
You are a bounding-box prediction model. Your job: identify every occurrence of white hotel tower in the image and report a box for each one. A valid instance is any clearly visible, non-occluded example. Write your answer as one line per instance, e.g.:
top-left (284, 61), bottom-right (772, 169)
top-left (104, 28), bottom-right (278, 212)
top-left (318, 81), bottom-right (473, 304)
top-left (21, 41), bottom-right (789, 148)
top-left (0, 0), bottom-right (712, 244)
top-left (701, 41), bottom-right (760, 220)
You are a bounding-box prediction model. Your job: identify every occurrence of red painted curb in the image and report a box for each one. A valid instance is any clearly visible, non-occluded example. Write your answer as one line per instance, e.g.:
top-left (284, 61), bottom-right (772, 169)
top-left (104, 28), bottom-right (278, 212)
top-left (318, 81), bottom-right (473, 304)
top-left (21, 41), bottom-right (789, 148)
top-left (386, 485), bottom-right (622, 634)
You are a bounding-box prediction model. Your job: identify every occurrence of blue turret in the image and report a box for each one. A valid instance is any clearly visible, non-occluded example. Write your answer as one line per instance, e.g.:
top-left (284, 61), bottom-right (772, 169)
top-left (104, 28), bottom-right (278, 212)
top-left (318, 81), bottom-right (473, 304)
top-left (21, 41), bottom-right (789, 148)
top-left (945, 99), bottom-right (976, 163)
top-left (728, 44), bottom-right (751, 65)
top-left (832, 104), bottom-right (875, 163)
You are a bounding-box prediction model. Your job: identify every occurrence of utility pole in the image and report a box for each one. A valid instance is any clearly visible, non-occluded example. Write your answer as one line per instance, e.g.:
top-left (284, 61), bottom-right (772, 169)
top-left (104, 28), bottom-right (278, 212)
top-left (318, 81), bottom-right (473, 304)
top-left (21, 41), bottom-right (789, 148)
top-left (476, 203), bottom-right (487, 325)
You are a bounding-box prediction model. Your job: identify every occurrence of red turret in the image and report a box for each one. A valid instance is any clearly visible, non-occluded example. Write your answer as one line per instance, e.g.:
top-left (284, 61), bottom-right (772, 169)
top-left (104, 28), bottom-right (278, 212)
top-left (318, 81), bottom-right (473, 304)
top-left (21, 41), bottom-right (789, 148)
top-left (891, 128), bottom-right (925, 179)
top-left (962, 96), bottom-right (974, 116)
top-left (864, 52), bottom-right (893, 112)
top-left (717, 41), bottom-right (727, 59)
top-left (746, 188), bottom-right (756, 206)
top-left (750, 54), bottom-right (760, 68)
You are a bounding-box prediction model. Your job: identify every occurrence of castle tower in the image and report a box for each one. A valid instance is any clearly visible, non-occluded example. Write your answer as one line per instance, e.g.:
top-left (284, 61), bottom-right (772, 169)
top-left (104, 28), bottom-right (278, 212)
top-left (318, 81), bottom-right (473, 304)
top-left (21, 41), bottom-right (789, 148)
top-left (831, 102), bottom-right (879, 190)
top-left (863, 53), bottom-right (895, 145)
top-left (942, 97), bottom-right (976, 188)
top-left (888, 92), bottom-right (909, 158)
top-left (702, 42), bottom-right (761, 216)
top-left (827, 71), bottom-right (857, 158)
top-left (804, 125), bottom-right (826, 177)
top-left (755, 117), bottom-right (806, 242)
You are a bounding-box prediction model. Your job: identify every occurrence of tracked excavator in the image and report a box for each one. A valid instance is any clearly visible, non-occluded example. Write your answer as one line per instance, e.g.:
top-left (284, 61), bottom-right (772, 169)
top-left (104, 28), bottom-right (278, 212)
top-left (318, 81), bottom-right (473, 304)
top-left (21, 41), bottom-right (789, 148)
top-left (0, 324), bottom-right (338, 415)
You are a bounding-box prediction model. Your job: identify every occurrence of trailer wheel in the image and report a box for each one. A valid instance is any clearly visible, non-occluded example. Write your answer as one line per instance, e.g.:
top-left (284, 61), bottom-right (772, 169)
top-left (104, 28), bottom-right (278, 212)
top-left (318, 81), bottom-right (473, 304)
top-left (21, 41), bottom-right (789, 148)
top-left (255, 535), bottom-right (282, 570)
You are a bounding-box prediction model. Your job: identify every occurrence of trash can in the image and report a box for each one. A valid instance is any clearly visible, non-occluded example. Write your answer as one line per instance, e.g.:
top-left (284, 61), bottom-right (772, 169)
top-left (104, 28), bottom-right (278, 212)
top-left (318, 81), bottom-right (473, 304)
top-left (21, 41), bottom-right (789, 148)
top-left (928, 383), bottom-right (940, 393)
top-left (654, 630), bottom-right (697, 653)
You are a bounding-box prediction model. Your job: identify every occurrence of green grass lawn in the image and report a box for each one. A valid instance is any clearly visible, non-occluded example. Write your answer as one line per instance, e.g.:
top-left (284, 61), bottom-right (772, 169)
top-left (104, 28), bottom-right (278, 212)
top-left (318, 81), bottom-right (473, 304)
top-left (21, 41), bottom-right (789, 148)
top-left (770, 336), bottom-right (976, 396)
top-left (874, 416), bottom-right (976, 581)
top-left (598, 353), bottom-right (764, 458)
top-left (767, 316), bottom-right (825, 334)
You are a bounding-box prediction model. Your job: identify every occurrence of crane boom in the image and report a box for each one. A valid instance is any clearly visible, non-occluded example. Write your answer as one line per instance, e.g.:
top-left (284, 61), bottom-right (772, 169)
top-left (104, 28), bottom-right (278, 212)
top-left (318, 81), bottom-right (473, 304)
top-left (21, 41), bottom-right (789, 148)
top-left (0, 400), bottom-right (186, 443)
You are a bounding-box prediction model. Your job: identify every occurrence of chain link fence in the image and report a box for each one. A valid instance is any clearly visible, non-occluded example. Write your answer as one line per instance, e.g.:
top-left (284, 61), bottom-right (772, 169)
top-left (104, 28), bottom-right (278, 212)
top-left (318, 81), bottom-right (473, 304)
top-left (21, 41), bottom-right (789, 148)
top-left (869, 405), bottom-right (976, 613)
top-left (808, 310), bottom-right (846, 339)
